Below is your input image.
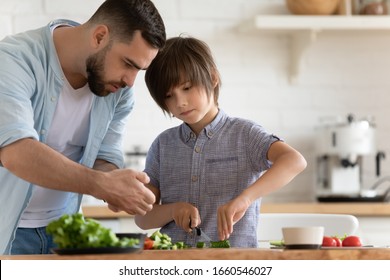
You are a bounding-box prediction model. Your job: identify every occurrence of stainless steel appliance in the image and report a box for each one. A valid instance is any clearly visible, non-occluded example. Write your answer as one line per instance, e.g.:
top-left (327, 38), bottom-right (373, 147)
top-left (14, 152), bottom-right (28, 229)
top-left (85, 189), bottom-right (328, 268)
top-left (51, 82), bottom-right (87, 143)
top-left (125, 145), bottom-right (147, 171)
top-left (315, 114), bottom-right (389, 202)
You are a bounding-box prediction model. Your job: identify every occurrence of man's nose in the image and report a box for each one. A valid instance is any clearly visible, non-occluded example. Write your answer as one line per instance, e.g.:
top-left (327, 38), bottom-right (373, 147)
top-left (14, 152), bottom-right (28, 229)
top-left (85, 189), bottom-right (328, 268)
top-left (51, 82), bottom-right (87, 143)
top-left (122, 70), bottom-right (138, 87)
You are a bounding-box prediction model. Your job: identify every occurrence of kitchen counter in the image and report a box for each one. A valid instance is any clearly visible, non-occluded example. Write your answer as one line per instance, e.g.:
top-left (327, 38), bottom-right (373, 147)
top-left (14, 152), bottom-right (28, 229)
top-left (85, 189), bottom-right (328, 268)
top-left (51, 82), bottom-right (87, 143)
top-left (82, 202), bottom-right (390, 219)
top-left (2, 248), bottom-right (390, 260)
top-left (81, 203), bottom-right (390, 246)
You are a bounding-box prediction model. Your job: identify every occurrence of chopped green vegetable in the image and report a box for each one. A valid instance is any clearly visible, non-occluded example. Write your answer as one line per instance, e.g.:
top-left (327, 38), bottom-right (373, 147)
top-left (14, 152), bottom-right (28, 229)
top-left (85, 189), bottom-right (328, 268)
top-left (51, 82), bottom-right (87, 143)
top-left (147, 230), bottom-right (190, 250)
top-left (46, 213), bottom-right (139, 249)
top-left (196, 241), bottom-right (206, 248)
top-left (269, 240), bottom-right (285, 247)
top-left (147, 230), bottom-right (231, 249)
top-left (116, 237), bottom-right (140, 248)
top-left (210, 240), bottom-right (231, 248)
top-left (150, 230), bottom-right (172, 249)
top-left (175, 241), bottom-right (187, 249)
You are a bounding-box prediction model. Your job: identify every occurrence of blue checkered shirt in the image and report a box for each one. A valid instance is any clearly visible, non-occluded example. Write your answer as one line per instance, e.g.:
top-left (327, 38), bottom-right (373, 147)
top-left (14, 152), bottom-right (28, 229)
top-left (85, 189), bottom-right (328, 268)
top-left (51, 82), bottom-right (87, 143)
top-left (144, 109), bottom-right (281, 247)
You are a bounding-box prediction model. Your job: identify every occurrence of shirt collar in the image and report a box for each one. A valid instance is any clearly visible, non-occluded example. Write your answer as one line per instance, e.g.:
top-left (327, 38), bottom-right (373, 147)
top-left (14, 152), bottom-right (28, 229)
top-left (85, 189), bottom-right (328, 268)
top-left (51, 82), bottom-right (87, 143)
top-left (181, 109), bottom-right (227, 142)
top-left (49, 19), bottom-right (80, 29)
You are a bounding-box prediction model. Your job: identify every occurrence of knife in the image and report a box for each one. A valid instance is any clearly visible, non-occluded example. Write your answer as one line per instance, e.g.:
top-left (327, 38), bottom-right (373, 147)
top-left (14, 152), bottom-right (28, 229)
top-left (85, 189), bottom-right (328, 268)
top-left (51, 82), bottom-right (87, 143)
top-left (194, 227), bottom-right (212, 242)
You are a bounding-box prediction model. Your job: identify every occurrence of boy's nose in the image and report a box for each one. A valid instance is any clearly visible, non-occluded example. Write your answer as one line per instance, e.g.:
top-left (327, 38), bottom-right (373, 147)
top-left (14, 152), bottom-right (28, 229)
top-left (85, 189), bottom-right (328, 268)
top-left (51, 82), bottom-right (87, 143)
top-left (176, 96), bottom-right (187, 107)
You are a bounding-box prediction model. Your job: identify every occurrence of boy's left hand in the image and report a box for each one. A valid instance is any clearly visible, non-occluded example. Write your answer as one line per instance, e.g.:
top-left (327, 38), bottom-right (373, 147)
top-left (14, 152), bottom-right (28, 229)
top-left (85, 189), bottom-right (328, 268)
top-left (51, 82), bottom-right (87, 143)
top-left (217, 195), bottom-right (251, 240)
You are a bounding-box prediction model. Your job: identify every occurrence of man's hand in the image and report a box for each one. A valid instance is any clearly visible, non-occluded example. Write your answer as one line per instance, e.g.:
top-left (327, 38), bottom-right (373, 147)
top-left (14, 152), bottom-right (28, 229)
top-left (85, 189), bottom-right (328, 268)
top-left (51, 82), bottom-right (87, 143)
top-left (0, 139), bottom-right (155, 216)
top-left (97, 169), bottom-right (156, 216)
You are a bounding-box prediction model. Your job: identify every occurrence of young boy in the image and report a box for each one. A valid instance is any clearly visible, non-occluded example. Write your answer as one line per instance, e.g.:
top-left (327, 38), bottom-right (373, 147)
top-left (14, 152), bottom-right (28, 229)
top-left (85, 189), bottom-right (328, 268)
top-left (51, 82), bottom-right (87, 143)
top-left (135, 36), bottom-right (307, 247)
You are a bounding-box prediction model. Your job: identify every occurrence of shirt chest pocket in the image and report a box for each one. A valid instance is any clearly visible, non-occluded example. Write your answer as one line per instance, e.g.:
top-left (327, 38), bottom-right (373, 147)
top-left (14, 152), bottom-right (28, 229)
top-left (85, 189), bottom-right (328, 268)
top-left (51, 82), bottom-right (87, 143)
top-left (205, 156), bottom-right (238, 196)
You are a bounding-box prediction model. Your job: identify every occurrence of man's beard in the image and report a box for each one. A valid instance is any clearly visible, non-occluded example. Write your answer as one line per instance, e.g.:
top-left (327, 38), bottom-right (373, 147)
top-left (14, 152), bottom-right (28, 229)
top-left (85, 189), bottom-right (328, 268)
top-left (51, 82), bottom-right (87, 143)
top-left (86, 48), bottom-right (109, 97)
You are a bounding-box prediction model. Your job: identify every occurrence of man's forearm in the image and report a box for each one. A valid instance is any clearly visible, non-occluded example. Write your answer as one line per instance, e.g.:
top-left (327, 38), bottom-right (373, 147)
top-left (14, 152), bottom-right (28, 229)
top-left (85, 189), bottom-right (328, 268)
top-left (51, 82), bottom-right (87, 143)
top-left (93, 159), bottom-right (119, 172)
top-left (0, 138), bottom-right (104, 196)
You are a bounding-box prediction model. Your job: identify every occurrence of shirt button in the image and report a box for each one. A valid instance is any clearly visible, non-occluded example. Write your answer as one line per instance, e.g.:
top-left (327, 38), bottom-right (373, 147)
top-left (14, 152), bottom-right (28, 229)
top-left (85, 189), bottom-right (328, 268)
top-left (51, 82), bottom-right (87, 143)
top-left (207, 131), bottom-right (213, 137)
top-left (195, 146), bottom-right (201, 153)
top-left (192, 175), bottom-right (198, 182)
top-left (190, 132), bottom-right (195, 138)
top-left (40, 129), bottom-right (46, 135)
top-left (51, 97), bottom-right (56, 102)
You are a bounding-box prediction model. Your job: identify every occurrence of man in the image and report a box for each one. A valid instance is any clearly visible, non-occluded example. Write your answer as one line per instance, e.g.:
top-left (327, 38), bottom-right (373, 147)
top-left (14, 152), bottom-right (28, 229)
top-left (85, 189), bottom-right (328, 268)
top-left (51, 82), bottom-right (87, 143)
top-left (0, 0), bottom-right (166, 254)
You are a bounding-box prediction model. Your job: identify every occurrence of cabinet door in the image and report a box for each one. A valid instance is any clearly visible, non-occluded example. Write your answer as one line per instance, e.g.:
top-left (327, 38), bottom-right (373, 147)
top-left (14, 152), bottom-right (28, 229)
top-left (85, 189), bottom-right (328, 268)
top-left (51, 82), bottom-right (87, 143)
top-left (356, 216), bottom-right (390, 246)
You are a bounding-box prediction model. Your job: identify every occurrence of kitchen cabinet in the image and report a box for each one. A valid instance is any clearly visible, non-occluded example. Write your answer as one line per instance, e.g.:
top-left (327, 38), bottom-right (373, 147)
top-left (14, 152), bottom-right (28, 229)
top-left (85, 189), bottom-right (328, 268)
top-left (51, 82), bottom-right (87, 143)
top-left (357, 217), bottom-right (390, 246)
top-left (241, 15), bottom-right (390, 82)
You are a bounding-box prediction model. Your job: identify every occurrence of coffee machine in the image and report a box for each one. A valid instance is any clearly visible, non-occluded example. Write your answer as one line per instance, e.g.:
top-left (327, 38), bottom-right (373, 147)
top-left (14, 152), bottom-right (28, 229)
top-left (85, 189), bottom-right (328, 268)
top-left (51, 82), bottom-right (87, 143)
top-left (315, 114), bottom-right (388, 202)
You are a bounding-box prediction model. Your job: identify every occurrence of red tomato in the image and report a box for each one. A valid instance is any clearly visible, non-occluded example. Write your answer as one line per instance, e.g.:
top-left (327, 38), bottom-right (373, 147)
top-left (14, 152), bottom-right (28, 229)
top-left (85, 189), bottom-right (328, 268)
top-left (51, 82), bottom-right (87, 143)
top-left (342, 235), bottom-right (362, 247)
top-left (322, 236), bottom-right (337, 247)
top-left (144, 237), bottom-right (154, 250)
top-left (333, 237), bottom-right (342, 247)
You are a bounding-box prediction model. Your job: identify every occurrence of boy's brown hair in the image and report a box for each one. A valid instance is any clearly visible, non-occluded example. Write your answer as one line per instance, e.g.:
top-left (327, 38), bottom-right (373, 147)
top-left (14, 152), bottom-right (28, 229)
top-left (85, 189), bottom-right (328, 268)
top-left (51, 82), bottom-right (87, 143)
top-left (145, 35), bottom-right (221, 114)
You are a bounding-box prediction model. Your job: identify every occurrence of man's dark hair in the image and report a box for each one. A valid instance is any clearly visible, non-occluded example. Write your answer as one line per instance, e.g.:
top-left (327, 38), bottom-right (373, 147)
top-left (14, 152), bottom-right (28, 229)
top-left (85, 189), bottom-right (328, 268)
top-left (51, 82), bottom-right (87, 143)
top-left (87, 0), bottom-right (166, 49)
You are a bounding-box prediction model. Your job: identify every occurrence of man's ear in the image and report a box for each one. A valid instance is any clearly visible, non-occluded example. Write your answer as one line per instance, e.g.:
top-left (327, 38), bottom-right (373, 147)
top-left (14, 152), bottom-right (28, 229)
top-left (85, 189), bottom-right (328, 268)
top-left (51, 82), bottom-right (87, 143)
top-left (91, 25), bottom-right (109, 48)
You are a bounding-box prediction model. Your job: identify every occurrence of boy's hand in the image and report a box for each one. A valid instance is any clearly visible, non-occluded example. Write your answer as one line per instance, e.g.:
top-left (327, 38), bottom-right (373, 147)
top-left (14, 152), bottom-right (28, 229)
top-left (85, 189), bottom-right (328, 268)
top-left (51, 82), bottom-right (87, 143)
top-left (217, 195), bottom-right (251, 240)
top-left (171, 202), bottom-right (201, 232)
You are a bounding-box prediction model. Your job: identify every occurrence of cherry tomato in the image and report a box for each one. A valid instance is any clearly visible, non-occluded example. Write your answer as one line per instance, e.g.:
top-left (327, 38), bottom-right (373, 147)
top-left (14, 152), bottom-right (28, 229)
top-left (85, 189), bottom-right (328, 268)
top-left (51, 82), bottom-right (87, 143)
top-left (332, 237), bottom-right (342, 247)
top-left (322, 236), bottom-right (337, 247)
top-left (144, 237), bottom-right (154, 250)
top-left (342, 235), bottom-right (362, 247)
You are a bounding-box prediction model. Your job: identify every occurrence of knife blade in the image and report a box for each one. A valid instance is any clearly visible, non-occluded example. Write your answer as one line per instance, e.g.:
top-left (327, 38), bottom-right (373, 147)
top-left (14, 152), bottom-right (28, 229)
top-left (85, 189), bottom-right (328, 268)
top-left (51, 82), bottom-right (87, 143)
top-left (194, 227), bottom-right (212, 242)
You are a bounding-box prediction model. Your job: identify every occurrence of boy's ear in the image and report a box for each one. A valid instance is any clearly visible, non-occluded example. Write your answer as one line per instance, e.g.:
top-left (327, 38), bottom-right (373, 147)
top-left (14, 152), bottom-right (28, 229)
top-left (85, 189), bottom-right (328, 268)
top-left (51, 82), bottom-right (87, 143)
top-left (211, 70), bottom-right (219, 88)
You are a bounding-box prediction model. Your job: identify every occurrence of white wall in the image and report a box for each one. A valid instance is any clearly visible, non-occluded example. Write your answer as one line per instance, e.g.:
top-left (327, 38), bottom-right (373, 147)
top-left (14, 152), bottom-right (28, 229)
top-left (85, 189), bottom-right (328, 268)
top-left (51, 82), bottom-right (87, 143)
top-left (2, 0), bottom-right (390, 202)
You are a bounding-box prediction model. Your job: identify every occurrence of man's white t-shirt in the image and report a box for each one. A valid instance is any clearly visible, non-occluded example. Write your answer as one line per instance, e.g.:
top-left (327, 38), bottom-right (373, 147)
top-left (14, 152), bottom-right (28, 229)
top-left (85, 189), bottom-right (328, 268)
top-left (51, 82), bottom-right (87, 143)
top-left (19, 78), bottom-right (93, 228)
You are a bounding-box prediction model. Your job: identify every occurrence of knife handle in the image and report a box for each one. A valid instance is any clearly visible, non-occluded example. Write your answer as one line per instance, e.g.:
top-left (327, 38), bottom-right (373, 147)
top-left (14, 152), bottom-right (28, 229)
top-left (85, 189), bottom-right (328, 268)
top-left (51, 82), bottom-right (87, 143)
top-left (189, 219), bottom-right (201, 236)
top-left (194, 227), bottom-right (201, 236)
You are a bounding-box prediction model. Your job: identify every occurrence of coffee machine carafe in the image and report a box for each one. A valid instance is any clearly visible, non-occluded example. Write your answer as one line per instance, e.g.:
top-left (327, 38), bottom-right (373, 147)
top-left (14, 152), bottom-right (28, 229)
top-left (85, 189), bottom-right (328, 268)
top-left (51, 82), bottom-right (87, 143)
top-left (315, 114), bottom-right (382, 201)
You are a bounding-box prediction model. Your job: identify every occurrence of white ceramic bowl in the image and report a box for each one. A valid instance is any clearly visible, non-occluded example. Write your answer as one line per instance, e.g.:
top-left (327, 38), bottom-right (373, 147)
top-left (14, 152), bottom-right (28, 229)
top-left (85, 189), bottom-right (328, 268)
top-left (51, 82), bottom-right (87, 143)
top-left (282, 226), bottom-right (324, 249)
